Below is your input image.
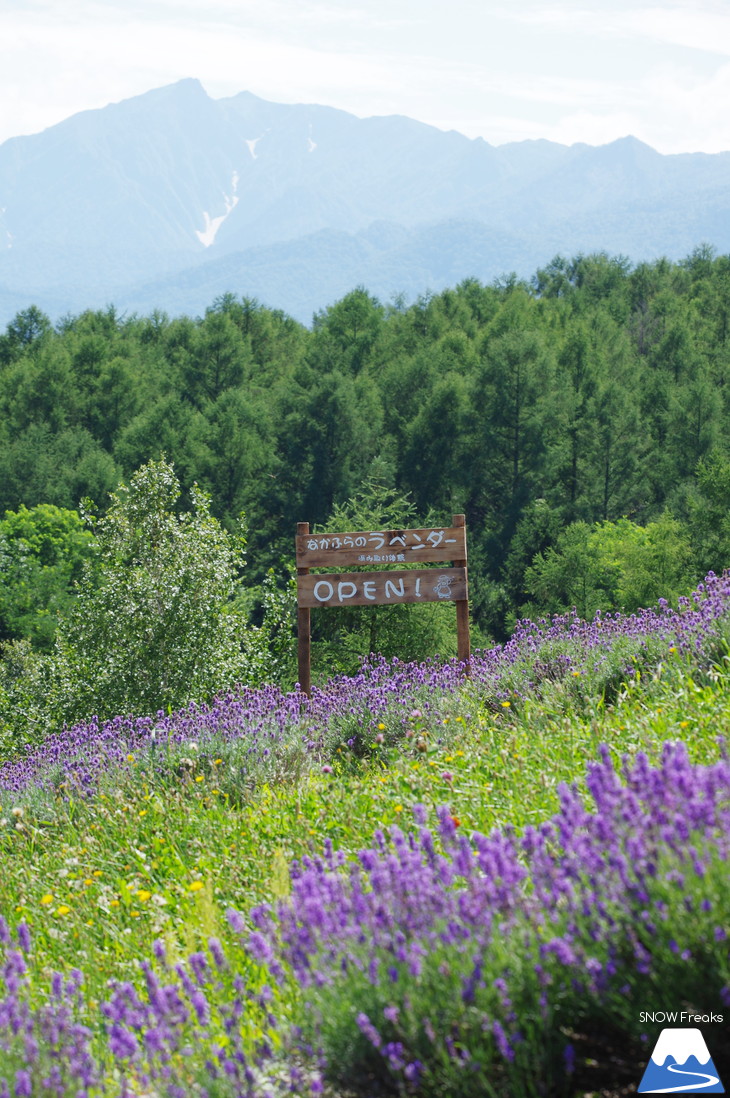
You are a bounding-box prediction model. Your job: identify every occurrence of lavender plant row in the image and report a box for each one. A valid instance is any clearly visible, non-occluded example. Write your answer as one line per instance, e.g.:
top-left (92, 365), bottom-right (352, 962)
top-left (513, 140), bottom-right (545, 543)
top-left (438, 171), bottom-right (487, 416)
top-left (0, 916), bottom-right (291, 1097)
top-left (1, 742), bottom-right (729, 1096)
top-left (3, 573), bottom-right (730, 801)
top-left (242, 739), bottom-right (730, 1095)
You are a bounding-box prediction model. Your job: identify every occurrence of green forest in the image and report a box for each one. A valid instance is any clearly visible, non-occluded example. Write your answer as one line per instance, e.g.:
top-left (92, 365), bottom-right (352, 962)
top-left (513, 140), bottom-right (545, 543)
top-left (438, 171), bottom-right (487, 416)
top-left (2, 245), bottom-right (730, 715)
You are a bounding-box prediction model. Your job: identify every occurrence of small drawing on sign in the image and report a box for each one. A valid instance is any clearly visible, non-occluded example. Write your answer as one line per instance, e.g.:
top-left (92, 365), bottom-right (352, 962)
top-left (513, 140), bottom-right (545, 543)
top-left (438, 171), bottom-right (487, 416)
top-left (433, 575), bottom-right (454, 599)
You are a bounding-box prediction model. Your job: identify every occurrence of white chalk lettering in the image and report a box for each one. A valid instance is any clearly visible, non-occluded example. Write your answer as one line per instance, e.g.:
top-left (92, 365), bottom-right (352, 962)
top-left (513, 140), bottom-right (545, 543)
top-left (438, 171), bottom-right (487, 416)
top-left (337, 581), bottom-right (358, 601)
top-left (384, 579), bottom-right (405, 599)
top-left (363, 580), bottom-right (377, 601)
top-left (313, 580), bottom-right (334, 601)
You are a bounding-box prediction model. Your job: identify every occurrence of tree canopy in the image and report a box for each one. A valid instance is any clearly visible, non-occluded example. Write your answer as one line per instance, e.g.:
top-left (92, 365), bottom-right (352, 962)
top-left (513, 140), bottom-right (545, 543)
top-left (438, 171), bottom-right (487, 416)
top-left (1, 249), bottom-right (729, 659)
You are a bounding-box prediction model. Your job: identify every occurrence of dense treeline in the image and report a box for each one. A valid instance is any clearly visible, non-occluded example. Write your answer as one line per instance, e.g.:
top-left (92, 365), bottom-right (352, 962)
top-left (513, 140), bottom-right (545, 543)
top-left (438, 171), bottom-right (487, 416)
top-left (2, 246), bottom-right (730, 656)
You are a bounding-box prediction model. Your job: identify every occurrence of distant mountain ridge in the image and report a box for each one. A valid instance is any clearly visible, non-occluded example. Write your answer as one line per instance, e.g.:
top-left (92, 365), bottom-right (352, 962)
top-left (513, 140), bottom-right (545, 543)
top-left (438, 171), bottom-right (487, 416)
top-left (1, 78), bottom-right (730, 324)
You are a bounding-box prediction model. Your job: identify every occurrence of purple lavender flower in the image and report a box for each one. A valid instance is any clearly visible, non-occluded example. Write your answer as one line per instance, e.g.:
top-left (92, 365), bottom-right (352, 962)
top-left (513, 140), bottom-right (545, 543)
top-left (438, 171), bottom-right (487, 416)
top-left (152, 939), bottom-right (167, 966)
top-left (13, 1072), bottom-right (32, 1098)
top-left (356, 1012), bottom-right (382, 1049)
top-left (16, 924), bottom-right (30, 954)
top-left (226, 908), bottom-right (246, 934)
top-left (208, 937), bottom-right (227, 969)
top-left (108, 1022), bottom-right (140, 1060)
top-left (404, 1059), bottom-right (423, 1083)
top-left (492, 1020), bottom-right (515, 1062)
top-left (6, 572), bottom-right (730, 804)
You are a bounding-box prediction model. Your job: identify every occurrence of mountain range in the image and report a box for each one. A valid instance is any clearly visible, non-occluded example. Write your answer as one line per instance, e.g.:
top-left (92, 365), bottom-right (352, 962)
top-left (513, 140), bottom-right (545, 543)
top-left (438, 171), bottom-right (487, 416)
top-left (1, 78), bottom-right (730, 325)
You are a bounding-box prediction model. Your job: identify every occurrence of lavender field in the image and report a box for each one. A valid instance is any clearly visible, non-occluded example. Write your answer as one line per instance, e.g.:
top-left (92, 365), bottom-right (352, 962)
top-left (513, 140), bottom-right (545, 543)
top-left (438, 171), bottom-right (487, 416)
top-left (1, 574), bottom-right (730, 1095)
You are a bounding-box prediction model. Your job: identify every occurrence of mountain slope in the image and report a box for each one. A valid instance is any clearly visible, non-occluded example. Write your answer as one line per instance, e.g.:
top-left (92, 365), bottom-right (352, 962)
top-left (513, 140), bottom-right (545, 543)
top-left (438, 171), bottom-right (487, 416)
top-left (1, 79), bottom-right (729, 324)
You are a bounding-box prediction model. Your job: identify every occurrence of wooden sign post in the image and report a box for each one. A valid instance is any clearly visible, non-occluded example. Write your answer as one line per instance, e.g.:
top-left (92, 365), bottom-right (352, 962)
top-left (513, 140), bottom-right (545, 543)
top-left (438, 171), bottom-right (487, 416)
top-left (295, 515), bottom-right (470, 694)
top-left (296, 520), bottom-right (313, 696)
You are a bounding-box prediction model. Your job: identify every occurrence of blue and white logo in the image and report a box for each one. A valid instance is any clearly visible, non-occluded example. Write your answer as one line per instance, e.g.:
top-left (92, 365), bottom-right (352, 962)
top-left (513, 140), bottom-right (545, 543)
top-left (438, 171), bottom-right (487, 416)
top-left (638, 1028), bottom-right (725, 1093)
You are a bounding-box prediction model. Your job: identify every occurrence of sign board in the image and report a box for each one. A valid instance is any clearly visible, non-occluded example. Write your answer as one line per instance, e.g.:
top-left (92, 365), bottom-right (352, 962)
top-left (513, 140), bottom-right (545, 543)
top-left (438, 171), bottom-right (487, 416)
top-left (296, 515), bottom-right (470, 695)
top-left (298, 567), bottom-right (467, 608)
top-left (296, 526), bottom-right (467, 568)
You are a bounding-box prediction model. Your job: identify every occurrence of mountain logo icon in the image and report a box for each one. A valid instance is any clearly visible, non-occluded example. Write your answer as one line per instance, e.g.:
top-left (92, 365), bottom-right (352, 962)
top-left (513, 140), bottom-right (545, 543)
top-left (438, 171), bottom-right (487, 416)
top-left (638, 1028), bottom-right (725, 1093)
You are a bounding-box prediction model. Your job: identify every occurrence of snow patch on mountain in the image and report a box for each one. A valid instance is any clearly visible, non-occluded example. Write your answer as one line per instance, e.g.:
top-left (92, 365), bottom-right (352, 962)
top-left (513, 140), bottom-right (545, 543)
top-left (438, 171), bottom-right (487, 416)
top-left (651, 1029), bottom-right (712, 1066)
top-left (0, 207), bottom-right (10, 250)
top-left (245, 138), bottom-right (261, 159)
top-left (195, 172), bottom-right (239, 248)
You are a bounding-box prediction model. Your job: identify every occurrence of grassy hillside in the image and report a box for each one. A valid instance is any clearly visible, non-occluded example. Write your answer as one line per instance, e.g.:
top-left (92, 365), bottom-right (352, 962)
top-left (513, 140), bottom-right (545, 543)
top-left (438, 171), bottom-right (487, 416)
top-left (1, 577), bottom-right (729, 1094)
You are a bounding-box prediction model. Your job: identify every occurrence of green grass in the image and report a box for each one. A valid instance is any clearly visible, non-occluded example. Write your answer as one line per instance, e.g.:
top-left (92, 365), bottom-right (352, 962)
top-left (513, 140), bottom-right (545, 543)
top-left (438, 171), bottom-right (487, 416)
top-left (2, 647), bottom-right (728, 1041)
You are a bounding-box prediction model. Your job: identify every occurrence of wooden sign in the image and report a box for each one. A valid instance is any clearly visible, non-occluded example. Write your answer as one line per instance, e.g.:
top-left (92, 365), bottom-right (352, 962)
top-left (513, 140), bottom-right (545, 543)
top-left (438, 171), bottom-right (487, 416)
top-left (297, 567), bottom-right (467, 608)
top-left (296, 515), bottom-right (470, 695)
top-left (296, 526), bottom-right (467, 568)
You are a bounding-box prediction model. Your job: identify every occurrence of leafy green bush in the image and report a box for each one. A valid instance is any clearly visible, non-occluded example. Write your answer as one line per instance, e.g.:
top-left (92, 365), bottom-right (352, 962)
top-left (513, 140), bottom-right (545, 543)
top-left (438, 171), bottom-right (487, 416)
top-left (0, 459), bottom-right (295, 758)
top-left (0, 503), bottom-right (94, 649)
top-left (0, 639), bottom-right (56, 760)
top-left (523, 514), bottom-right (694, 619)
top-left (51, 458), bottom-right (267, 725)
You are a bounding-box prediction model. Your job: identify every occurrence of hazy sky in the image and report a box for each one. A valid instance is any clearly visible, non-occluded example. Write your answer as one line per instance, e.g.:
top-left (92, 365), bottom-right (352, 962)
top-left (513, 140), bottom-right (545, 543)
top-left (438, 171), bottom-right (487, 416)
top-left (2, 0), bottom-right (730, 153)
